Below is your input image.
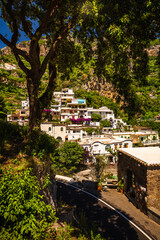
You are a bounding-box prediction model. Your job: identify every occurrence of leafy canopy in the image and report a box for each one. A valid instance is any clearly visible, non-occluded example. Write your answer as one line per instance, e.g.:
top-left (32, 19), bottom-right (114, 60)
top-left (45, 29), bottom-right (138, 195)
top-left (58, 141), bottom-right (84, 172)
top-left (91, 113), bottom-right (102, 122)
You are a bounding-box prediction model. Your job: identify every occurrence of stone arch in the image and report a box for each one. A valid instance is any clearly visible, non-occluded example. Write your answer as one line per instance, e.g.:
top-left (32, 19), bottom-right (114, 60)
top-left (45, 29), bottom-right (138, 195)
top-left (56, 136), bottom-right (62, 141)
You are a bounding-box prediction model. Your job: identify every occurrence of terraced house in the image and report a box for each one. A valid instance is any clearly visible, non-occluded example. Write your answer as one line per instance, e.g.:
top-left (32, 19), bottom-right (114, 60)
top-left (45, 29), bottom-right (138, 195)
top-left (118, 147), bottom-right (160, 224)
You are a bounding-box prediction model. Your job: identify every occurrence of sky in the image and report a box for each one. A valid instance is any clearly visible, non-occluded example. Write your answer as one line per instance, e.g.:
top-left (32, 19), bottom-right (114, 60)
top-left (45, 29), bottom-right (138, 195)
top-left (0, 18), bottom-right (29, 49)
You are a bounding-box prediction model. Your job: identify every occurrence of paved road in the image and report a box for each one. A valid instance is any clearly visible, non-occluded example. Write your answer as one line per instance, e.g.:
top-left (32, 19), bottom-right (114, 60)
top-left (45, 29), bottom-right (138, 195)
top-left (57, 181), bottom-right (154, 240)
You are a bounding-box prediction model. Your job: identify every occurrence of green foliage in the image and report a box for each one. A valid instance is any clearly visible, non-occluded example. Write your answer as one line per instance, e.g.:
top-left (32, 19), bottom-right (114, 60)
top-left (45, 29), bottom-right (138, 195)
top-left (52, 224), bottom-right (74, 240)
top-left (91, 231), bottom-right (104, 240)
top-left (43, 173), bottom-right (51, 189)
top-left (56, 141), bottom-right (84, 173)
top-left (30, 131), bottom-right (59, 160)
top-left (95, 155), bottom-right (107, 181)
top-left (100, 119), bottom-right (111, 127)
top-left (65, 119), bottom-right (72, 124)
top-left (0, 168), bottom-right (56, 240)
top-left (0, 0), bottom-right (96, 134)
top-left (85, 127), bottom-right (95, 135)
top-left (117, 179), bottom-right (124, 192)
top-left (91, 113), bottom-right (102, 122)
top-left (75, 89), bottom-right (122, 117)
top-left (0, 95), bottom-right (7, 119)
top-left (139, 120), bottom-right (160, 136)
top-left (0, 65), bottom-right (27, 112)
top-left (12, 158), bottom-right (21, 165)
top-left (50, 223), bottom-right (104, 240)
top-left (0, 0), bottom-right (160, 129)
top-left (149, 39), bottom-right (160, 46)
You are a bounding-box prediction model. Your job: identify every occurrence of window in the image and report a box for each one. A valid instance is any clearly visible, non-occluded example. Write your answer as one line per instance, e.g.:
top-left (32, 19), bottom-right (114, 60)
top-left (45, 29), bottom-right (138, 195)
top-left (115, 144), bottom-right (118, 150)
top-left (48, 127), bottom-right (51, 131)
top-left (105, 144), bottom-right (111, 150)
top-left (124, 143), bottom-right (128, 148)
top-left (60, 127), bottom-right (63, 131)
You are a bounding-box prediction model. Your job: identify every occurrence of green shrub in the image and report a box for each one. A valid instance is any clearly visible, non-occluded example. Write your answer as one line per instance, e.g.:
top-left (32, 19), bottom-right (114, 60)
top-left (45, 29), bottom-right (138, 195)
top-left (117, 179), bottom-right (124, 192)
top-left (0, 168), bottom-right (56, 240)
top-left (52, 141), bottom-right (84, 174)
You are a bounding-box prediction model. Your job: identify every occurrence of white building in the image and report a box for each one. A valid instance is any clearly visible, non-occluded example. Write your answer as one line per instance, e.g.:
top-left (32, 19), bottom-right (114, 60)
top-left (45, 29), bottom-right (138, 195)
top-left (50, 89), bottom-right (128, 128)
top-left (113, 130), bottom-right (159, 145)
top-left (87, 106), bottom-right (115, 121)
top-left (60, 107), bottom-right (79, 122)
top-left (66, 125), bottom-right (83, 141)
top-left (112, 118), bottom-right (126, 129)
top-left (22, 98), bottom-right (29, 109)
top-left (79, 136), bottom-right (132, 161)
top-left (40, 123), bottom-right (67, 141)
top-left (53, 88), bottom-right (74, 106)
top-left (0, 62), bottom-right (16, 70)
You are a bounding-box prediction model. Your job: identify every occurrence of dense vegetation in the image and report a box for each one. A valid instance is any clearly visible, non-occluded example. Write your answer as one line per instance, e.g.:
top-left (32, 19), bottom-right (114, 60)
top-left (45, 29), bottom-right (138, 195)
top-left (0, 120), bottom-right (104, 239)
top-left (75, 89), bottom-right (122, 117)
top-left (0, 168), bottom-right (56, 240)
top-left (1, 44), bottom-right (160, 122)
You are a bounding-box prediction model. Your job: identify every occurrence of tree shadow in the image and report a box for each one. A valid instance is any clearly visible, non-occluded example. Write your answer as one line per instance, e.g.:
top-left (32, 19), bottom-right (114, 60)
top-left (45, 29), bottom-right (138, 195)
top-left (57, 181), bottom-right (144, 240)
top-left (0, 141), bottom-right (24, 164)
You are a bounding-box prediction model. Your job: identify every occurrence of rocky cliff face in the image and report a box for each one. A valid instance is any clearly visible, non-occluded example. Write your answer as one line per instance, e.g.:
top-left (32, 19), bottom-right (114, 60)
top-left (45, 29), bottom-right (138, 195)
top-left (147, 45), bottom-right (160, 56)
top-left (1, 40), bottom-right (49, 56)
top-left (83, 76), bottom-right (118, 100)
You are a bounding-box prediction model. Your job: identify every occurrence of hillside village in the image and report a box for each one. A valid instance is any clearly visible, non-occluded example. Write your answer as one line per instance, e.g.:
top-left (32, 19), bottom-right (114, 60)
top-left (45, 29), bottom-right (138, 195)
top-left (7, 88), bottom-right (160, 161)
top-left (1, 1), bottom-right (160, 239)
top-left (5, 87), bottom-right (160, 225)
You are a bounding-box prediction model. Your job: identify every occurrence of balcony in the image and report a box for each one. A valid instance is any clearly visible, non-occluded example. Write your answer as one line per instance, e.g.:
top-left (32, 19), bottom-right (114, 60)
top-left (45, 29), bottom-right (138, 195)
top-left (143, 139), bottom-right (160, 146)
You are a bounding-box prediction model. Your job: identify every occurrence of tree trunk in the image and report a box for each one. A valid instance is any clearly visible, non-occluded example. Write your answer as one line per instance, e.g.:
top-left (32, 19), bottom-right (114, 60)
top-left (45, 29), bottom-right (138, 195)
top-left (27, 76), bottom-right (42, 143)
top-left (26, 62), bottom-right (57, 142)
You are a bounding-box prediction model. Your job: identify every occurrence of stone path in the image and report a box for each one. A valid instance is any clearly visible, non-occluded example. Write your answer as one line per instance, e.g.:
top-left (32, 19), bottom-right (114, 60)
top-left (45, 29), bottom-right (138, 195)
top-left (101, 189), bottom-right (160, 240)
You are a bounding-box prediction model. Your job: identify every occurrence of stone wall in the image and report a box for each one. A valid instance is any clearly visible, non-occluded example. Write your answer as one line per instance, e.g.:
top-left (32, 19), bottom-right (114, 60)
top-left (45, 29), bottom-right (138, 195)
top-left (118, 150), bottom-right (160, 216)
top-left (147, 166), bottom-right (160, 211)
top-left (118, 151), bottom-right (147, 213)
top-left (118, 151), bottom-right (147, 188)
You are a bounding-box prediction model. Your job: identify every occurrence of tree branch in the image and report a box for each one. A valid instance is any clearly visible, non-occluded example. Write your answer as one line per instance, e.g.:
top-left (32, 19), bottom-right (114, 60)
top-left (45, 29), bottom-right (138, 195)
top-left (1, 0), bottom-right (19, 45)
top-left (12, 52), bottom-right (30, 75)
top-left (20, 0), bottom-right (33, 39)
top-left (39, 7), bottom-right (81, 78)
top-left (0, 33), bottom-right (31, 62)
top-left (28, 0), bottom-right (58, 68)
top-left (34, 0), bottom-right (58, 41)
